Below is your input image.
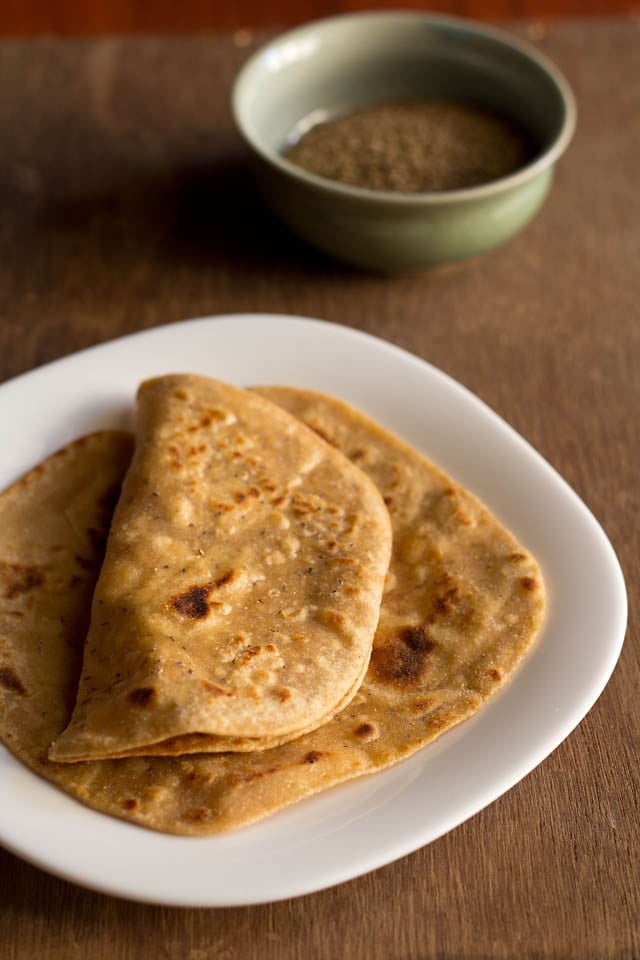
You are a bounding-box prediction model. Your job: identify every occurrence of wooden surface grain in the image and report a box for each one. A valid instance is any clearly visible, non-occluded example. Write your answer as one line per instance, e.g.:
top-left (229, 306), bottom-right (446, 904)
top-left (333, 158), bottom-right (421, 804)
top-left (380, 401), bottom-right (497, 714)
top-left (0, 20), bottom-right (638, 960)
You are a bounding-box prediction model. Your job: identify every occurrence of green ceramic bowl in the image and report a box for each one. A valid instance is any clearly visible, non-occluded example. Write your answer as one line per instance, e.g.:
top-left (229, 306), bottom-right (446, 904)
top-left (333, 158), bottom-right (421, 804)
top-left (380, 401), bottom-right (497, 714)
top-left (232, 12), bottom-right (576, 271)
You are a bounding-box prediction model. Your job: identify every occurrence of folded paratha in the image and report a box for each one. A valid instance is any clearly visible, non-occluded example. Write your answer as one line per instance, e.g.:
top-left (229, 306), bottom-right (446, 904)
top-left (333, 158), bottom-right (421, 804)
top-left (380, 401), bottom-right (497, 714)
top-left (0, 389), bottom-right (545, 835)
top-left (49, 376), bottom-right (391, 761)
top-left (0, 432), bottom-right (133, 774)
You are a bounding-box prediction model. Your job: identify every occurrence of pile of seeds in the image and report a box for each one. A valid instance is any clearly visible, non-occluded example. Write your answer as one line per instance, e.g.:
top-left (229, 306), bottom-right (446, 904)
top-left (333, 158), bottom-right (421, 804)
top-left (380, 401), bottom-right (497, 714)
top-left (284, 99), bottom-right (534, 192)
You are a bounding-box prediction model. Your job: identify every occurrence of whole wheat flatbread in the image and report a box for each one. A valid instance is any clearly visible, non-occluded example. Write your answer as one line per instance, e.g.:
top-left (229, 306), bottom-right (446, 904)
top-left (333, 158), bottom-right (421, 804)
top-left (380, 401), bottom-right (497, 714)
top-left (0, 432), bottom-right (134, 772)
top-left (0, 391), bottom-right (545, 835)
top-left (49, 376), bottom-right (391, 761)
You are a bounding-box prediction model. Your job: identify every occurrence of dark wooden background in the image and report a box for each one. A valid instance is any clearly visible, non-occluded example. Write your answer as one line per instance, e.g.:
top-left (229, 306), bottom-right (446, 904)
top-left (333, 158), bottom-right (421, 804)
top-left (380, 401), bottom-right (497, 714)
top-left (1, 0), bottom-right (637, 36)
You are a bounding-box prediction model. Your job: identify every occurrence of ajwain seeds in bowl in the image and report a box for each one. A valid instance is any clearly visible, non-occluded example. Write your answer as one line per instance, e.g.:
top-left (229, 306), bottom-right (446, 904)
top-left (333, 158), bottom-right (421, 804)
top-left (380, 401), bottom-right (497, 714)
top-left (284, 99), bottom-right (534, 193)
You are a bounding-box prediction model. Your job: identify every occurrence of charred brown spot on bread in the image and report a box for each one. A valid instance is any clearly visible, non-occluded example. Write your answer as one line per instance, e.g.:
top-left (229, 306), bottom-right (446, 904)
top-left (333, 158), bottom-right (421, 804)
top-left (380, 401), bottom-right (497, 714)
top-left (234, 644), bottom-right (261, 667)
top-left (371, 625), bottom-right (435, 685)
top-left (431, 586), bottom-right (460, 617)
top-left (128, 686), bottom-right (156, 707)
top-left (213, 570), bottom-right (236, 589)
top-left (0, 561), bottom-right (46, 600)
top-left (225, 764), bottom-right (282, 787)
top-left (203, 681), bottom-right (233, 697)
top-left (521, 576), bottom-right (537, 591)
top-left (230, 486), bottom-right (261, 504)
top-left (383, 495), bottom-right (394, 507)
top-left (187, 444), bottom-right (200, 457)
top-left (278, 687), bottom-right (292, 702)
top-left (308, 422), bottom-right (336, 446)
top-left (122, 798), bottom-right (139, 811)
top-left (411, 697), bottom-right (435, 715)
top-left (172, 389), bottom-right (188, 401)
top-left (0, 666), bottom-right (27, 695)
top-left (212, 500), bottom-right (234, 513)
top-left (509, 552), bottom-right (527, 563)
top-left (167, 443), bottom-right (183, 470)
top-left (350, 449), bottom-right (367, 462)
top-left (292, 503), bottom-right (314, 518)
top-left (172, 584), bottom-right (211, 618)
top-left (207, 408), bottom-right (228, 423)
top-left (354, 722), bottom-right (379, 740)
top-left (355, 722), bottom-right (373, 736)
top-left (319, 609), bottom-right (346, 629)
top-left (303, 750), bottom-right (322, 764)
top-left (181, 807), bottom-right (212, 824)
top-left (489, 668), bottom-right (502, 681)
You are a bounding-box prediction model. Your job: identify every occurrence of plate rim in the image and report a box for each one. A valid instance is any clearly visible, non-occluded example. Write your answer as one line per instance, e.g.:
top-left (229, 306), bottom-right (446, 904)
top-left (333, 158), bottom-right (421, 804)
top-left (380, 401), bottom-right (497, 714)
top-left (0, 313), bottom-right (628, 907)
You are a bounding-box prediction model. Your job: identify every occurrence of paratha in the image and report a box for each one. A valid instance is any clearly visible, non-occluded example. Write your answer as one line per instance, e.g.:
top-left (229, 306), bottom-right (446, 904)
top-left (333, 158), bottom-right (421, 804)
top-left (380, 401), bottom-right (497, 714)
top-left (0, 390), bottom-right (545, 835)
top-left (0, 432), bottom-right (133, 776)
top-left (49, 376), bottom-right (391, 761)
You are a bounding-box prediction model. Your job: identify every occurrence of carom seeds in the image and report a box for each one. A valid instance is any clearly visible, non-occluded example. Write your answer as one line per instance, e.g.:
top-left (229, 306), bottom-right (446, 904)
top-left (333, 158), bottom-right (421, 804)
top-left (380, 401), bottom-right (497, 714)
top-left (284, 100), bottom-right (534, 192)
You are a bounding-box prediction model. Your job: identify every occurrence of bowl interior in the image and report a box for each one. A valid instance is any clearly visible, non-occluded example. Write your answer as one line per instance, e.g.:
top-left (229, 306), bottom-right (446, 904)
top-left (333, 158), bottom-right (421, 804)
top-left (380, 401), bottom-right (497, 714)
top-left (234, 14), bottom-right (570, 168)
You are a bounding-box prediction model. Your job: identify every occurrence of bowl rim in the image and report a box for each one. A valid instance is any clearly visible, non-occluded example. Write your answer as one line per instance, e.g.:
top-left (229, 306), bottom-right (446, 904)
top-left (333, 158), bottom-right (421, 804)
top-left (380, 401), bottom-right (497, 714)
top-left (231, 11), bottom-right (577, 206)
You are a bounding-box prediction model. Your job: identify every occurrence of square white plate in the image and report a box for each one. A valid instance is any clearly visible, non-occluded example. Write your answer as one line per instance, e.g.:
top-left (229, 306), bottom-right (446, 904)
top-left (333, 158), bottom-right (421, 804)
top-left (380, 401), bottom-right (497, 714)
top-left (0, 314), bottom-right (627, 906)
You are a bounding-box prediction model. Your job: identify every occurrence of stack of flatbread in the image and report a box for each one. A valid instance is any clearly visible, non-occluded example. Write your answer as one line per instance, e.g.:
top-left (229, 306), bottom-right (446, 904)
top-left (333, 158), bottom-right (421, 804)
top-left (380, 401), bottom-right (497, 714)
top-left (0, 374), bottom-right (545, 835)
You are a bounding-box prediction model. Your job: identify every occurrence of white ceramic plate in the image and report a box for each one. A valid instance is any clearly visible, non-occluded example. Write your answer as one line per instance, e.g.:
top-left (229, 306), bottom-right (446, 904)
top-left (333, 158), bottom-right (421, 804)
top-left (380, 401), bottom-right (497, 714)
top-left (0, 314), bottom-right (627, 907)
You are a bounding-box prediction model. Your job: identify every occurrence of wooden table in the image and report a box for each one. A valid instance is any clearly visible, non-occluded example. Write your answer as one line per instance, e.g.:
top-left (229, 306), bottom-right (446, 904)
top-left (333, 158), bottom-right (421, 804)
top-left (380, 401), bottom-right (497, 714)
top-left (0, 20), bottom-right (638, 960)
top-left (1, 2), bottom-right (636, 38)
